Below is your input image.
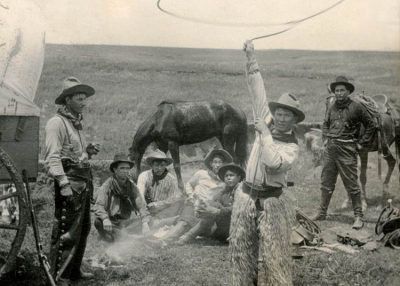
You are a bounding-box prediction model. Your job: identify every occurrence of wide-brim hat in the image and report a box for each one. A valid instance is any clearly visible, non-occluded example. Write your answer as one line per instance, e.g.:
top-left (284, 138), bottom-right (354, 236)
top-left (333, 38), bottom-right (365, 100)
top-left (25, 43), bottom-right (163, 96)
top-left (204, 149), bottom-right (233, 170)
top-left (145, 150), bottom-right (173, 166)
top-left (55, 77), bottom-right (95, 105)
top-left (329, 76), bottom-right (355, 95)
top-left (268, 93), bottom-right (305, 123)
top-left (110, 152), bottom-right (135, 173)
top-left (218, 163), bottom-right (246, 182)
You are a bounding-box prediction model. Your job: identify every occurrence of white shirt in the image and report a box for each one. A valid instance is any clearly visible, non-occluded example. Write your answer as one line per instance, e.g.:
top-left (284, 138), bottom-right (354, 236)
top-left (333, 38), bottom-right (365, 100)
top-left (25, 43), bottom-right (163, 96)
top-left (245, 57), bottom-right (299, 187)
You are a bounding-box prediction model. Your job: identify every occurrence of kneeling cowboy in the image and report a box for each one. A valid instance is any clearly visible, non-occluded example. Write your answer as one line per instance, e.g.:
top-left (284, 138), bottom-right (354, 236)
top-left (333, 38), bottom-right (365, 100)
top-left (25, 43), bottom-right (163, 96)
top-left (45, 77), bottom-right (100, 286)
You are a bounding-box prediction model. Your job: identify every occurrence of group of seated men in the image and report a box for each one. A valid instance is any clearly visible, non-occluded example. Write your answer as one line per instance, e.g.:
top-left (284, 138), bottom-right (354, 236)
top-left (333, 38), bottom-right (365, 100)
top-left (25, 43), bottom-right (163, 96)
top-left (93, 148), bottom-right (245, 245)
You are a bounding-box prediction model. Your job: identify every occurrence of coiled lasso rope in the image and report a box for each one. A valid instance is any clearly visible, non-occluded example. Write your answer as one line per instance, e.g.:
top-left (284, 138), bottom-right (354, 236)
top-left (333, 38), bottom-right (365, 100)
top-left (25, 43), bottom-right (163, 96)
top-left (157, 0), bottom-right (346, 41)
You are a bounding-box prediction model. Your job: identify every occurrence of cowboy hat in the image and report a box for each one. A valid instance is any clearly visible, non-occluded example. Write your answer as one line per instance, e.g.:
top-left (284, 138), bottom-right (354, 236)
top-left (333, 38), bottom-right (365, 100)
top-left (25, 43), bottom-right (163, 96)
top-left (329, 76), bottom-right (355, 95)
top-left (204, 149), bottom-right (233, 170)
top-left (110, 153), bottom-right (134, 173)
top-left (55, 77), bottom-right (95, 105)
top-left (145, 150), bottom-right (173, 166)
top-left (268, 93), bottom-right (305, 123)
top-left (218, 163), bottom-right (246, 182)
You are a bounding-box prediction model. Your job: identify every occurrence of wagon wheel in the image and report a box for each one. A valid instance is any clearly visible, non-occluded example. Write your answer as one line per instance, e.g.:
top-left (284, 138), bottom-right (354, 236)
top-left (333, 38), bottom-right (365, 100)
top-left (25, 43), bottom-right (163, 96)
top-left (0, 147), bottom-right (28, 278)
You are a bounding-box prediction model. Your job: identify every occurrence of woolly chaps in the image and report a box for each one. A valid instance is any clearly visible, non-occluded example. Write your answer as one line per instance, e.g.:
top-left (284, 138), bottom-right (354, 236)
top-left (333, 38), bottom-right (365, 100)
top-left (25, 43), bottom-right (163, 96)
top-left (229, 187), bottom-right (294, 286)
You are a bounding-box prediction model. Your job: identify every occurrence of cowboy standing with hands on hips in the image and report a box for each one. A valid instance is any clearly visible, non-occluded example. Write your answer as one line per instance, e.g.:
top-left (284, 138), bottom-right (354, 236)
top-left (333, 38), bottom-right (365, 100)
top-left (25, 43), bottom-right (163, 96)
top-left (310, 76), bottom-right (375, 229)
top-left (45, 77), bottom-right (100, 286)
top-left (229, 40), bottom-right (305, 286)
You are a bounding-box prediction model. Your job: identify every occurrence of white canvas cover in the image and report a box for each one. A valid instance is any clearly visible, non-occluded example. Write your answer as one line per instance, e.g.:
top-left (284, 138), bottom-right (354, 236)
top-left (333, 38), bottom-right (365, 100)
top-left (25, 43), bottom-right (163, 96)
top-left (0, 0), bottom-right (45, 117)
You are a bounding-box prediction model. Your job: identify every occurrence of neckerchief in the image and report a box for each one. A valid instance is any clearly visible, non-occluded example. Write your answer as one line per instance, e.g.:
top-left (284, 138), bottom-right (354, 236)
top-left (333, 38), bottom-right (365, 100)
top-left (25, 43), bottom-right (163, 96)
top-left (151, 169), bottom-right (169, 187)
top-left (57, 105), bottom-right (83, 130)
top-left (271, 128), bottom-right (298, 145)
top-left (110, 175), bottom-right (133, 208)
top-left (335, 98), bottom-right (352, 110)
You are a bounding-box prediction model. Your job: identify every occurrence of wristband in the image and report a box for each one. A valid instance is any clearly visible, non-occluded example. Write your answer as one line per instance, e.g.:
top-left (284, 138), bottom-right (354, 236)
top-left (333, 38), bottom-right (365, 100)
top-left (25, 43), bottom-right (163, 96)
top-left (60, 182), bottom-right (70, 188)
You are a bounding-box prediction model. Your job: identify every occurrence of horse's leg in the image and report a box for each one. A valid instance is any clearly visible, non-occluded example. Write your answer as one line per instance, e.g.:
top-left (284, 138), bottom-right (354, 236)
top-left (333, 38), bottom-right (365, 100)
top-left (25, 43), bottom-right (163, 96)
top-left (222, 133), bottom-right (236, 163)
top-left (382, 152), bottom-right (396, 197)
top-left (167, 141), bottom-right (184, 192)
top-left (222, 124), bottom-right (239, 163)
top-left (358, 151), bottom-right (368, 212)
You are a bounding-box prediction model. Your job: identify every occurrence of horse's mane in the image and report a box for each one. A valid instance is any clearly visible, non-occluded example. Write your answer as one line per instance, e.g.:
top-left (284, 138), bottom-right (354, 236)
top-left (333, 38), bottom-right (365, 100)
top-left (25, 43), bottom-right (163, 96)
top-left (158, 100), bottom-right (185, 107)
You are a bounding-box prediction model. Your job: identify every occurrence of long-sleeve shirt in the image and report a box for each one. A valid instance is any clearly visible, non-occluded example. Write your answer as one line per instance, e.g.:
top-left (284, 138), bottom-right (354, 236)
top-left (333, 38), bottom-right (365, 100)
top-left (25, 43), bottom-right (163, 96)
top-left (185, 170), bottom-right (225, 202)
top-left (245, 54), bottom-right (299, 188)
top-left (44, 114), bottom-right (88, 192)
top-left (137, 170), bottom-right (181, 204)
top-left (322, 99), bottom-right (375, 146)
top-left (94, 177), bottom-right (151, 224)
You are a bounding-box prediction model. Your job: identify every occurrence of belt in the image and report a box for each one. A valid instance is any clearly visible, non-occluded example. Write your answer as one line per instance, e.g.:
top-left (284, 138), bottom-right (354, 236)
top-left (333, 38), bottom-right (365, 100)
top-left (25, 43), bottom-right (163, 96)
top-left (64, 166), bottom-right (91, 181)
top-left (242, 181), bottom-right (283, 199)
top-left (329, 138), bottom-right (356, 144)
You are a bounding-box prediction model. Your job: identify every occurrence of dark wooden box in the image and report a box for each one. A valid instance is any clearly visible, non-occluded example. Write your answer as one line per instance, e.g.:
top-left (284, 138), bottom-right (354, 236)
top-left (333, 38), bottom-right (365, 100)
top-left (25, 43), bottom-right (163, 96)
top-left (0, 116), bottom-right (40, 182)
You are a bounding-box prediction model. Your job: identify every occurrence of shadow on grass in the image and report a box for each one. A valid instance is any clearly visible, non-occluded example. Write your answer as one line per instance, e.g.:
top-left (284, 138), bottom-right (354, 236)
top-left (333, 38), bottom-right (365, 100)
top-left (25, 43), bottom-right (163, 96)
top-left (326, 214), bottom-right (378, 225)
top-left (0, 254), bottom-right (45, 286)
top-left (366, 196), bottom-right (400, 209)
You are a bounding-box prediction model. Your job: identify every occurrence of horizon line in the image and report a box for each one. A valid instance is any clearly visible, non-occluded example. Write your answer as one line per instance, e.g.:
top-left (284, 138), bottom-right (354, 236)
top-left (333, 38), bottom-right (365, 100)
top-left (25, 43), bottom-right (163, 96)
top-left (45, 43), bottom-right (400, 53)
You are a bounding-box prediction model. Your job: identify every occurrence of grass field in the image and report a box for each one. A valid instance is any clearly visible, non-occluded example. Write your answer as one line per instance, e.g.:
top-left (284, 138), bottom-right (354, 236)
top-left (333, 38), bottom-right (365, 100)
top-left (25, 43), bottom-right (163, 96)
top-left (1, 44), bottom-right (400, 285)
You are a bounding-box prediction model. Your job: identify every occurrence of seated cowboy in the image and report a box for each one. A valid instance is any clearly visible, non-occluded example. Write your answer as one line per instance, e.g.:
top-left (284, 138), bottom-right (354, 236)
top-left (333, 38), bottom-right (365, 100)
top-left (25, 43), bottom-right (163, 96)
top-left (94, 153), bottom-right (151, 242)
top-left (150, 149), bottom-right (233, 245)
top-left (179, 163), bottom-right (246, 245)
top-left (137, 150), bottom-right (184, 223)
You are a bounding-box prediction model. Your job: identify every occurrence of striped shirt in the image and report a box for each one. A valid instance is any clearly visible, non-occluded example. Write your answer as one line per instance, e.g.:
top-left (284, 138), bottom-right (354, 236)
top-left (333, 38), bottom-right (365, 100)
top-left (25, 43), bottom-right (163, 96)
top-left (137, 170), bottom-right (181, 204)
top-left (245, 57), bottom-right (299, 188)
top-left (185, 169), bottom-right (225, 202)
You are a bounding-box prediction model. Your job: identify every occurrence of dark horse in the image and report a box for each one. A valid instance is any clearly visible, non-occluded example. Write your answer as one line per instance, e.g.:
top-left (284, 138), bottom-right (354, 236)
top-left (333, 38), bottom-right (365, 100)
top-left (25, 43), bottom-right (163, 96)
top-left (128, 100), bottom-right (248, 191)
top-left (325, 95), bottom-right (400, 210)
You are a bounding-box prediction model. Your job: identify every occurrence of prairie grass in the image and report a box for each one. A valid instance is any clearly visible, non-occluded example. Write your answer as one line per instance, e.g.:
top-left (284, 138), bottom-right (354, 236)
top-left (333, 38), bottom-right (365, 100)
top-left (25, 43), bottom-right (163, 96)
top-left (35, 45), bottom-right (400, 159)
top-left (1, 44), bottom-right (399, 286)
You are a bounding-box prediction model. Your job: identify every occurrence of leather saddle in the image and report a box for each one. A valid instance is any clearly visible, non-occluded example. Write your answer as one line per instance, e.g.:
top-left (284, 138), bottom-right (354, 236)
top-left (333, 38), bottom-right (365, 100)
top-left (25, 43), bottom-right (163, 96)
top-left (371, 94), bottom-right (388, 114)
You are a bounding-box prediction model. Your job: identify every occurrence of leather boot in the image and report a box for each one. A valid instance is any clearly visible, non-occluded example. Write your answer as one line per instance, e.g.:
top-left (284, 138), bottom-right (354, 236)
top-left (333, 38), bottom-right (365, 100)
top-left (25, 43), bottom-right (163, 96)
top-left (352, 217), bottom-right (364, 230)
top-left (151, 215), bottom-right (179, 230)
top-left (350, 191), bottom-right (364, 229)
top-left (175, 221), bottom-right (203, 246)
top-left (71, 269), bottom-right (94, 281)
top-left (310, 190), bottom-right (333, 221)
top-left (57, 278), bottom-right (71, 286)
top-left (160, 221), bottom-right (188, 242)
top-left (146, 221), bottom-right (188, 249)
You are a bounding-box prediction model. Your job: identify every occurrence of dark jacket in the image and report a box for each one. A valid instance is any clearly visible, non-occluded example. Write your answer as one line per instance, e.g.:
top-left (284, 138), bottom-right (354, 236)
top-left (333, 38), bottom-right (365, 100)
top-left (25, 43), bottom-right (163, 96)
top-left (211, 184), bottom-right (237, 239)
top-left (322, 98), bottom-right (375, 146)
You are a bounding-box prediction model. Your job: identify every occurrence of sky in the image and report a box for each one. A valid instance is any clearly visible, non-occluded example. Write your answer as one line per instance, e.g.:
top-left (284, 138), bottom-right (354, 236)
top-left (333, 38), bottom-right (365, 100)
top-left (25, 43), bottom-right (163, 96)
top-left (30, 0), bottom-right (400, 51)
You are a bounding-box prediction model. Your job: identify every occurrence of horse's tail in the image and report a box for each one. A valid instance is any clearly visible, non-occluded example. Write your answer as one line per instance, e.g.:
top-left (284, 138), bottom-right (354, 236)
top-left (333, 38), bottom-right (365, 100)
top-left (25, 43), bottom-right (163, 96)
top-left (396, 127), bottom-right (400, 183)
top-left (235, 120), bottom-right (248, 169)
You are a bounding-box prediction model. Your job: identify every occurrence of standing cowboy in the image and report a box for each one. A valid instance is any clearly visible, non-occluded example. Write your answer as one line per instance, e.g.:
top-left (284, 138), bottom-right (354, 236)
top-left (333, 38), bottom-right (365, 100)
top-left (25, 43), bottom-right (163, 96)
top-left (229, 41), bottom-right (304, 286)
top-left (45, 77), bottom-right (99, 286)
top-left (310, 76), bottom-right (375, 229)
top-left (94, 153), bottom-right (151, 242)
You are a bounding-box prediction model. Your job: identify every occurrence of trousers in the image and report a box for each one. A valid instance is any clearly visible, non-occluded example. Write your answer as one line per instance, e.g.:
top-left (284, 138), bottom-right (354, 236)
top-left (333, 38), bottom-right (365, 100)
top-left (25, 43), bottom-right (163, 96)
top-left (49, 181), bottom-right (91, 280)
top-left (320, 140), bottom-right (363, 217)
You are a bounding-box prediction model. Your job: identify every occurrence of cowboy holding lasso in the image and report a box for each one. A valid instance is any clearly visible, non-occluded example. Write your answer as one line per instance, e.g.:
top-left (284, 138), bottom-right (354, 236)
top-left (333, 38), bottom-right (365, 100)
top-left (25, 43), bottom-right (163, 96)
top-left (229, 41), bottom-right (305, 286)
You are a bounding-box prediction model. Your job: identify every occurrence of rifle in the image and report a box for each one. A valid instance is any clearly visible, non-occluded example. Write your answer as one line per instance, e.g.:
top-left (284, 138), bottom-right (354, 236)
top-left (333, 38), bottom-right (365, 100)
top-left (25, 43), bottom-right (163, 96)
top-left (22, 170), bottom-right (57, 286)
